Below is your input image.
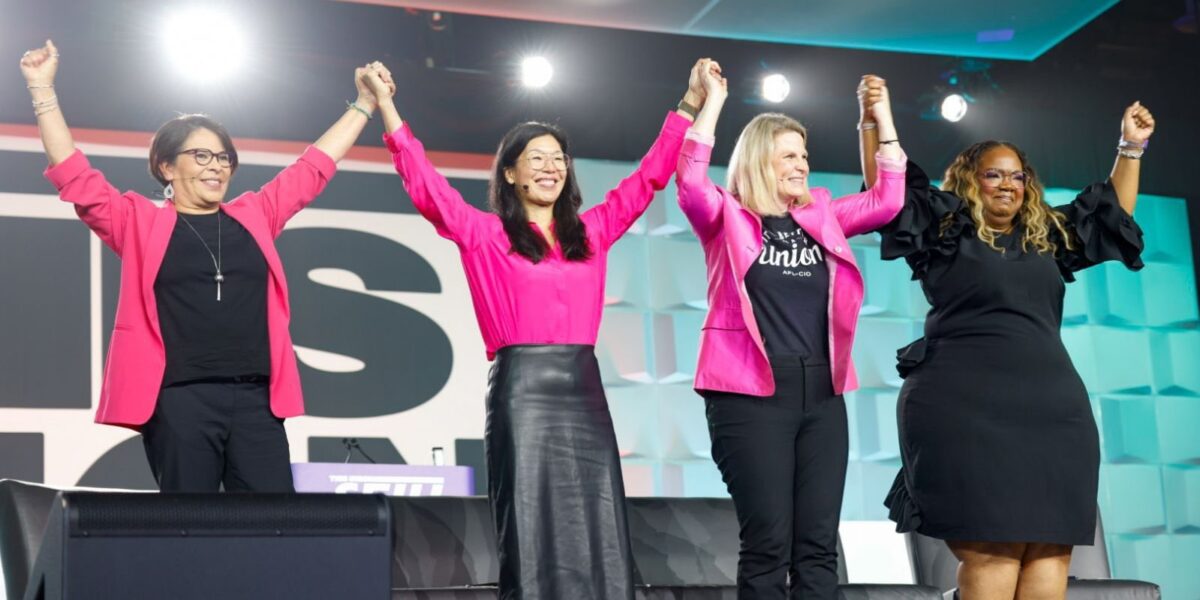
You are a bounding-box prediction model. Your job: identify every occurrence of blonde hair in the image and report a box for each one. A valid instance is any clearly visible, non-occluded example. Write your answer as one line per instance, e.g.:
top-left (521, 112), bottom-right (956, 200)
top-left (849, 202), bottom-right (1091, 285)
top-left (940, 140), bottom-right (1074, 255)
top-left (727, 113), bottom-right (808, 216)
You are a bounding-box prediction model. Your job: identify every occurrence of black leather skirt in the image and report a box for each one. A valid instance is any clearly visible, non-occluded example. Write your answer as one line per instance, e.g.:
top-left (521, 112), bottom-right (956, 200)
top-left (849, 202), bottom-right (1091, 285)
top-left (485, 344), bottom-right (633, 600)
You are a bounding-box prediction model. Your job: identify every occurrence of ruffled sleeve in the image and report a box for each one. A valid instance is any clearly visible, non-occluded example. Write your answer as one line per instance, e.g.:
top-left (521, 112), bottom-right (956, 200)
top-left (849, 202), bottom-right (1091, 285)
top-left (878, 160), bottom-right (970, 280)
top-left (1052, 181), bottom-right (1145, 281)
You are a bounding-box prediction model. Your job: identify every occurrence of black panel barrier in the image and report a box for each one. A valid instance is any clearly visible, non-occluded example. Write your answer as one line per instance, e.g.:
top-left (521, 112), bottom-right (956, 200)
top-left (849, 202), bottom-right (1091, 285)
top-left (23, 492), bottom-right (392, 600)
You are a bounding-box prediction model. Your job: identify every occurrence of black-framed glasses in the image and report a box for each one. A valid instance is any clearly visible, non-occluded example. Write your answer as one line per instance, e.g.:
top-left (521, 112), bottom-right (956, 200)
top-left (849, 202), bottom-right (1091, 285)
top-left (179, 148), bottom-right (234, 168)
top-left (978, 168), bottom-right (1028, 189)
top-left (521, 152), bottom-right (570, 172)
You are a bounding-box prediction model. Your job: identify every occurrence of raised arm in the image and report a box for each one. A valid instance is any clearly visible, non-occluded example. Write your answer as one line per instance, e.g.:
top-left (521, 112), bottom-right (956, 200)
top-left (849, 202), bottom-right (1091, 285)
top-left (835, 74), bottom-right (908, 237)
top-left (1109, 101), bottom-right (1156, 215)
top-left (23, 39), bottom-right (138, 252)
top-left (20, 40), bottom-right (74, 166)
top-left (582, 60), bottom-right (703, 249)
top-left (254, 63), bottom-right (395, 235)
top-left (309, 62), bottom-right (391, 162)
top-left (676, 59), bottom-right (729, 244)
top-left (857, 75), bottom-right (902, 188)
top-left (365, 67), bottom-right (490, 247)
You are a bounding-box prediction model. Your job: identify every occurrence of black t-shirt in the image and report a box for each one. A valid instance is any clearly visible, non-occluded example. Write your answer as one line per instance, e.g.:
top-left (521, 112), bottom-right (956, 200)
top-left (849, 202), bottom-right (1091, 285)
top-left (154, 210), bottom-right (271, 386)
top-left (744, 215), bottom-right (830, 360)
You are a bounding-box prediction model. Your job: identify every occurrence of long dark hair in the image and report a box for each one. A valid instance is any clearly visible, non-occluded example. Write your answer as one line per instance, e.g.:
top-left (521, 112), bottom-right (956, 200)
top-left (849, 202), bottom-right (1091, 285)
top-left (148, 114), bottom-right (239, 186)
top-left (488, 122), bottom-right (591, 263)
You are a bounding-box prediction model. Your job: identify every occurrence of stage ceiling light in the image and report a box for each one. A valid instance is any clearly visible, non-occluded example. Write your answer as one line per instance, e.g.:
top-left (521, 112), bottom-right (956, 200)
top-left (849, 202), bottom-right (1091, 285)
top-left (761, 73), bottom-right (790, 103)
top-left (941, 93), bottom-right (968, 122)
top-left (162, 7), bottom-right (249, 85)
top-left (521, 56), bottom-right (553, 89)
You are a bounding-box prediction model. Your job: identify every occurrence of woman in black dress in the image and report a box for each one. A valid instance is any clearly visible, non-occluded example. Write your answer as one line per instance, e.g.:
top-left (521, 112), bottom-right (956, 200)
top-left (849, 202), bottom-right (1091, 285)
top-left (860, 101), bottom-right (1155, 599)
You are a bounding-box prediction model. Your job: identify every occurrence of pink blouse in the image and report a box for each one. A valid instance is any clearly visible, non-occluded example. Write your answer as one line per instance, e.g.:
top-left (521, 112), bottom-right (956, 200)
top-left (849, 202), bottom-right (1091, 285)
top-left (385, 112), bottom-right (690, 359)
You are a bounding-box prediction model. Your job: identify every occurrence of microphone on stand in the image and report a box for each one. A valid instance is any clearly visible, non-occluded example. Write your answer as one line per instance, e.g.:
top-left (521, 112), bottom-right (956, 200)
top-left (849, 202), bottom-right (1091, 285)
top-left (341, 437), bottom-right (378, 464)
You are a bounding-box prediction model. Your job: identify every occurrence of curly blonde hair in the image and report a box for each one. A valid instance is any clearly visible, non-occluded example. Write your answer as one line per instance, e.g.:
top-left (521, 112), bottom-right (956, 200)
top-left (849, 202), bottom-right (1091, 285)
top-left (941, 141), bottom-right (1073, 255)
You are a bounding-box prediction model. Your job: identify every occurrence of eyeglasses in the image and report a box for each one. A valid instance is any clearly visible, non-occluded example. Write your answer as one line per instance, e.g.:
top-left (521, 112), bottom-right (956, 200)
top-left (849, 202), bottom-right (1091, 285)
top-left (978, 168), bottom-right (1028, 189)
top-left (521, 152), bottom-right (570, 172)
top-left (179, 148), bottom-right (234, 168)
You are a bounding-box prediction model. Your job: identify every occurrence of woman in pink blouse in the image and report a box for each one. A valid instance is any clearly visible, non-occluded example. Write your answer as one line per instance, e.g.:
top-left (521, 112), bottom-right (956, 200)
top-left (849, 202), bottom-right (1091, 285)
top-left (677, 65), bottom-right (907, 599)
top-left (21, 40), bottom-right (390, 493)
top-left (364, 62), bottom-right (709, 599)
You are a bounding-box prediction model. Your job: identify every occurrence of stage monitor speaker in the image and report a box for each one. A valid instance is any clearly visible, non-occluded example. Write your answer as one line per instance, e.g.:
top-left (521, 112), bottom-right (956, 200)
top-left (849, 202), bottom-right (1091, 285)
top-left (23, 492), bottom-right (392, 600)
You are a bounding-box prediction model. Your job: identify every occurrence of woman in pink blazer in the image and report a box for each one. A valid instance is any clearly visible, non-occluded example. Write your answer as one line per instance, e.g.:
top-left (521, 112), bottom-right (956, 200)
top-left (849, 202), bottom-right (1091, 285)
top-left (21, 40), bottom-right (389, 493)
top-left (676, 66), bottom-right (907, 599)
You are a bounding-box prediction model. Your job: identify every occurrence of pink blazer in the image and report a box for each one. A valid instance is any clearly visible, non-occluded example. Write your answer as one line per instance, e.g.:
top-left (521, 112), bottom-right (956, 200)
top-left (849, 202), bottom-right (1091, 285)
top-left (676, 137), bottom-right (907, 396)
top-left (45, 147), bottom-right (337, 427)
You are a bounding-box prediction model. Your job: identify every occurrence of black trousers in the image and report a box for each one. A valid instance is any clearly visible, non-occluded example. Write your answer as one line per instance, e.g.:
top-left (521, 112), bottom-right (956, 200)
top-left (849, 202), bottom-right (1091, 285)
top-left (141, 378), bottom-right (294, 493)
top-left (704, 356), bottom-right (848, 600)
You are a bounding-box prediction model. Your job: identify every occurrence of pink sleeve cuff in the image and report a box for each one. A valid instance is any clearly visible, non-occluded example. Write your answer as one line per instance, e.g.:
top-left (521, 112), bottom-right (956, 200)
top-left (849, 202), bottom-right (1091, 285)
top-left (685, 129), bottom-right (716, 146)
top-left (44, 149), bottom-right (90, 190)
top-left (663, 111), bottom-right (691, 136)
top-left (299, 145), bottom-right (337, 179)
top-left (876, 149), bottom-right (908, 176)
top-left (383, 123), bottom-right (414, 153)
top-left (681, 137), bottom-right (714, 162)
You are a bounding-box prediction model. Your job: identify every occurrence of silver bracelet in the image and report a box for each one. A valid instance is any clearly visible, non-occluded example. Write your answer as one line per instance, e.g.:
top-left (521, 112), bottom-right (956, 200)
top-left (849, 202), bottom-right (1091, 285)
top-left (34, 104), bottom-right (60, 117)
top-left (1117, 147), bottom-right (1144, 160)
top-left (32, 95), bottom-right (57, 108)
top-left (857, 121), bottom-right (877, 131)
top-left (1117, 137), bottom-right (1147, 150)
top-left (26, 83), bottom-right (54, 89)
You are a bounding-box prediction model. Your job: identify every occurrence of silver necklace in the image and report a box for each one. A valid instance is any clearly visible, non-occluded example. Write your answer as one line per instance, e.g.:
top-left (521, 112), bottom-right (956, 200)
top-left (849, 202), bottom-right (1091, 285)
top-left (176, 210), bottom-right (224, 301)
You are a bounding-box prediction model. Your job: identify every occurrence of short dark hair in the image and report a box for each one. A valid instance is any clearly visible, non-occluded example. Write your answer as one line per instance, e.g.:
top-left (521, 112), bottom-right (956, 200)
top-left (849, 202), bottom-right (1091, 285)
top-left (147, 114), bottom-right (239, 186)
top-left (488, 122), bottom-right (591, 263)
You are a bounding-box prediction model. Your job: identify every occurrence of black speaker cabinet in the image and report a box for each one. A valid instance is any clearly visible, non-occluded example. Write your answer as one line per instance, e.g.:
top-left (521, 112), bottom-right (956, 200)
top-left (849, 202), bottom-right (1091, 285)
top-left (23, 492), bottom-right (392, 600)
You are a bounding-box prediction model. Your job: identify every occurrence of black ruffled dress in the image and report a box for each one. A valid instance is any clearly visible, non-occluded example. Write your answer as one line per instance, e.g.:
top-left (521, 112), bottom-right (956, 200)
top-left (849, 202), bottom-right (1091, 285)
top-left (881, 162), bottom-right (1144, 545)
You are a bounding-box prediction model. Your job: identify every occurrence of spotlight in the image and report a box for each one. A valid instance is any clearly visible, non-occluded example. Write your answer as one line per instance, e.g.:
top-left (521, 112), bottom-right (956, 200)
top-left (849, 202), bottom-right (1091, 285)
top-left (427, 11), bottom-right (448, 32)
top-left (761, 73), bottom-right (790, 103)
top-left (521, 56), bottom-right (553, 89)
top-left (941, 94), bottom-right (968, 122)
top-left (162, 7), bottom-right (249, 85)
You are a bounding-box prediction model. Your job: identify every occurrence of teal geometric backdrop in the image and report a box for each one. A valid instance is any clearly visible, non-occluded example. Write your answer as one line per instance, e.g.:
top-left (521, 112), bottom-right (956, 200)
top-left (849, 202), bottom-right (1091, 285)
top-left (573, 157), bottom-right (1199, 599)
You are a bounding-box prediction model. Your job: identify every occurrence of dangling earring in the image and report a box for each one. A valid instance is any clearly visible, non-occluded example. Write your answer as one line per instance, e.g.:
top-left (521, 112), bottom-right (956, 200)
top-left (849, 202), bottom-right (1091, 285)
top-left (163, 182), bottom-right (174, 200)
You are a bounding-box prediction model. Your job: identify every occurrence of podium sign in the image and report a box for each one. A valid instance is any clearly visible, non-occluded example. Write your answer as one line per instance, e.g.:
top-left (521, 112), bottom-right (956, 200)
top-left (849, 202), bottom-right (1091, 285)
top-left (292, 463), bottom-right (475, 496)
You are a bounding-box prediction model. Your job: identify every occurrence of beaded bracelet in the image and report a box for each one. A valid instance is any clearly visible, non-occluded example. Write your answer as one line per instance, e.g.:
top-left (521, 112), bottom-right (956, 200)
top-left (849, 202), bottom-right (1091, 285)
top-left (346, 101), bottom-right (372, 120)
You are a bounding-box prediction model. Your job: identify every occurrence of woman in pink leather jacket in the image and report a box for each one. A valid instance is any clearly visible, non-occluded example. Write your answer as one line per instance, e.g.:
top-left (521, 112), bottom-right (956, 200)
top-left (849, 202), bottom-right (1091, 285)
top-left (676, 66), bottom-right (907, 599)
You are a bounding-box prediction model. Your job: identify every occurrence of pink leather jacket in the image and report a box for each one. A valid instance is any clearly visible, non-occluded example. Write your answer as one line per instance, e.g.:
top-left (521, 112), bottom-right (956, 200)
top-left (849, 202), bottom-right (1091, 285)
top-left (676, 137), bottom-right (906, 396)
